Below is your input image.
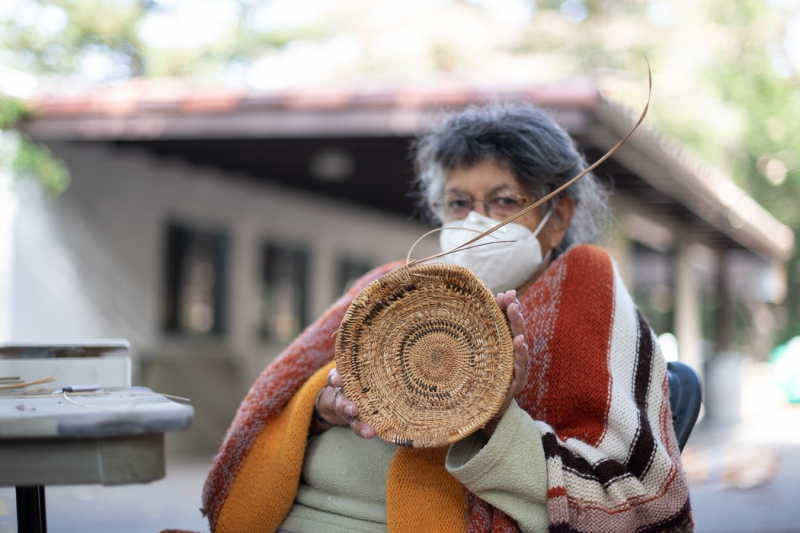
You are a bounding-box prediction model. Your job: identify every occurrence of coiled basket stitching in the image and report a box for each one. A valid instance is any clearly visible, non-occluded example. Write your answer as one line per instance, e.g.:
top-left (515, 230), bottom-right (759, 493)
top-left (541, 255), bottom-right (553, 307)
top-left (334, 262), bottom-right (515, 448)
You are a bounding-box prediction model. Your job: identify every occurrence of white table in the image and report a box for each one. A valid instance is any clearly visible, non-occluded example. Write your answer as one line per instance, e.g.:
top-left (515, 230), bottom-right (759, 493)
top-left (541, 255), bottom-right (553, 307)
top-left (0, 387), bottom-right (194, 533)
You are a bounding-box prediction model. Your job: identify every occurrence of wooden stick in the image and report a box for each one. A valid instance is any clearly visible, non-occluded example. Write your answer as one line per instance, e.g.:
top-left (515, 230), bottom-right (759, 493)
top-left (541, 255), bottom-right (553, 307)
top-left (0, 375), bottom-right (56, 391)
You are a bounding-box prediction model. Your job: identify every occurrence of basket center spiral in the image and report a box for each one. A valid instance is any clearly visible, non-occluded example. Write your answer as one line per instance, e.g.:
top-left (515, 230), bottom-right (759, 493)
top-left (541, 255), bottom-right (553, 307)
top-left (401, 325), bottom-right (473, 398)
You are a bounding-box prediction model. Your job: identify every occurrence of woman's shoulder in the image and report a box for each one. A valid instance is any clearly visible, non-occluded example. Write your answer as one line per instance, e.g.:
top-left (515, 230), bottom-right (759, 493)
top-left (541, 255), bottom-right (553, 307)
top-left (556, 243), bottom-right (615, 277)
top-left (527, 243), bottom-right (620, 310)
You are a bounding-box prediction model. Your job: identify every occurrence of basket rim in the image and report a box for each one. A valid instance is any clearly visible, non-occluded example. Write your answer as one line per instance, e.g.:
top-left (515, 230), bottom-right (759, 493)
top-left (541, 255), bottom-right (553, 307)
top-left (334, 261), bottom-right (515, 448)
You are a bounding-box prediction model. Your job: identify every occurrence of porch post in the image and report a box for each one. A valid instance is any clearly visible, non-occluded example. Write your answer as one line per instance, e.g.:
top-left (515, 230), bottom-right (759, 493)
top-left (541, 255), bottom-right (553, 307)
top-left (674, 240), bottom-right (702, 377)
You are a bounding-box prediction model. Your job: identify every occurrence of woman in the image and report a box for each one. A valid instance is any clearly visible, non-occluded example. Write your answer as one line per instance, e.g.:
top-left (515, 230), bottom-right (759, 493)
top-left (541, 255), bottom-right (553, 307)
top-left (196, 103), bottom-right (692, 533)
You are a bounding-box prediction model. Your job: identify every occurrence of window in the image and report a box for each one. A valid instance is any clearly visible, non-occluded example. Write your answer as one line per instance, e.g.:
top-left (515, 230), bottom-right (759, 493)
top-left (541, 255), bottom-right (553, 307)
top-left (164, 223), bottom-right (228, 336)
top-left (261, 243), bottom-right (310, 343)
top-left (336, 255), bottom-right (374, 298)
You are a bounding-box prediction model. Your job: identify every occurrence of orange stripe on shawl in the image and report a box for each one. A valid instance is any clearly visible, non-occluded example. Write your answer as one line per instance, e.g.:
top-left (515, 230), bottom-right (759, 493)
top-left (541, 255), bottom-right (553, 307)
top-left (214, 361), bottom-right (335, 533)
top-left (543, 245), bottom-right (614, 446)
top-left (387, 447), bottom-right (467, 533)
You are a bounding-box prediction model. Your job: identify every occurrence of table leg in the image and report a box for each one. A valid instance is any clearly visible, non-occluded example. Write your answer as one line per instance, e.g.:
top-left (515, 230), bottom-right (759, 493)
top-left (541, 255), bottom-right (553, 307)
top-left (15, 486), bottom-right (46, 533)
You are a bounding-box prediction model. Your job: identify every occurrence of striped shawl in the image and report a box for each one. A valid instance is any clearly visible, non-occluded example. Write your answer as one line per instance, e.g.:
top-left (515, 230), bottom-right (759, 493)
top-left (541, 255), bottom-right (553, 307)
top-left (196, 244), bottom-right (692, 533)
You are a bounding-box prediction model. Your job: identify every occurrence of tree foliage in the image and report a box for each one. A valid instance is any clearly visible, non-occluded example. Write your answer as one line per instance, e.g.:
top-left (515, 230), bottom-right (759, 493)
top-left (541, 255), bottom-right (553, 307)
top-left (0, 95), bottom-right (69, 196)
top-left (0, 0), bottom-right (146, 78)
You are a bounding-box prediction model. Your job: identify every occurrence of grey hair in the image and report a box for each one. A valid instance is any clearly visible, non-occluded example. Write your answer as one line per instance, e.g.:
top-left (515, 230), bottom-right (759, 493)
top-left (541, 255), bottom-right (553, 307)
top-left (413, 102), bottom-right (608, 256)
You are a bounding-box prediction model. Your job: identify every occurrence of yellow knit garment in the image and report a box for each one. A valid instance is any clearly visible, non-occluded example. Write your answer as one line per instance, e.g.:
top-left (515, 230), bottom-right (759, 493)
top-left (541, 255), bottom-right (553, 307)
top-left (215, 362), bottom-right (466, 533)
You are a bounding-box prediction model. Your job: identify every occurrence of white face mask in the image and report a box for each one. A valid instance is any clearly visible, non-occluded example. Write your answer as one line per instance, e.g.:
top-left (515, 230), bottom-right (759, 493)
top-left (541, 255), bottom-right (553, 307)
top-left (439, 210), bottom-right (553, 294)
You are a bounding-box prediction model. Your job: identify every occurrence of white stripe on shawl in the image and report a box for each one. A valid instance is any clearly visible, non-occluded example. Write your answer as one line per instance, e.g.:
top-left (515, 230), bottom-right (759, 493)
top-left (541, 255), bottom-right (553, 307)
top-left (596, 262), bottom-right (641, 462)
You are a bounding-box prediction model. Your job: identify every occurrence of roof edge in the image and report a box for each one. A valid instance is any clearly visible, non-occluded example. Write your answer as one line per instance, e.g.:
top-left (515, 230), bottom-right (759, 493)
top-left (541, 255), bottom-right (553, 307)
top-left (594, 102), bottom-right (794, 261)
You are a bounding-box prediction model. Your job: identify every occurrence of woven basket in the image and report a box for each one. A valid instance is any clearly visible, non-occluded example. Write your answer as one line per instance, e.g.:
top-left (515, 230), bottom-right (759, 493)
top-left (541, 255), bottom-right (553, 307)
top-left (334, 262), bottom-right (514, 448)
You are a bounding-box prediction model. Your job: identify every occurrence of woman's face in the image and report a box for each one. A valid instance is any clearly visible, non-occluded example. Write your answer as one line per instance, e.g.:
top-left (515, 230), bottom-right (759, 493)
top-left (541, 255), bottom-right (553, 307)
top-left (442, 160), bottom-right (575, 254)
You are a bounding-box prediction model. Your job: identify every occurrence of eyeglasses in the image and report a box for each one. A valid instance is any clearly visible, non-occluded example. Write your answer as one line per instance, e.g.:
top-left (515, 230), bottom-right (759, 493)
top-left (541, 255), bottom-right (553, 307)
top-left (432, 190), bottom-right (532, 222)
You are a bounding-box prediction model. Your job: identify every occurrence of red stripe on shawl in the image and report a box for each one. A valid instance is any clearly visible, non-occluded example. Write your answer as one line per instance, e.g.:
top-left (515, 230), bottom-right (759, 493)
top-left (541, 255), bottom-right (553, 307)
top-left (543, 245), bottom-right (614, 446)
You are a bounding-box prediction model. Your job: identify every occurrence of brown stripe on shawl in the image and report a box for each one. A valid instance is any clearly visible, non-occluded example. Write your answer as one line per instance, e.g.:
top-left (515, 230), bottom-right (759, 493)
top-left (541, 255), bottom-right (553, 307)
top-left (558, 468), bottom-right (693, 533)
top-left (543, 437), bottom-right (691, 531)
top-left (546, 498), bottom-right (692, 533)
top-left (541, 433), bottom-right (634, 488)
top-left (625, 310), bottom-right (658, 480)
top-left (636, 499), bottom-right (694, 533)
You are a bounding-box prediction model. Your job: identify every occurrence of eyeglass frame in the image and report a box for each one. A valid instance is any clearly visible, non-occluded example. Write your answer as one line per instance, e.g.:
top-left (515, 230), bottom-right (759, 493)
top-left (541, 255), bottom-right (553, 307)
top-left (430, 188), bottom-right (534, 222)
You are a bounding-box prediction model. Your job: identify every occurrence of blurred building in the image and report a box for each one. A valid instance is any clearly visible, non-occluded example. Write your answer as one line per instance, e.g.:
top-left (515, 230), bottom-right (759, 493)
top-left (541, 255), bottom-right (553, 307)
top-left (2, 76), bottom-right (793, 448)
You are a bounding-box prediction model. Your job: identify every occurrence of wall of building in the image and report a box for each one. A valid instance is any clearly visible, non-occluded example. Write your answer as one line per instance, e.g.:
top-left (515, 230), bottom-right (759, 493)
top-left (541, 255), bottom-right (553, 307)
top-left (7, 141), bottom-right (439, 451)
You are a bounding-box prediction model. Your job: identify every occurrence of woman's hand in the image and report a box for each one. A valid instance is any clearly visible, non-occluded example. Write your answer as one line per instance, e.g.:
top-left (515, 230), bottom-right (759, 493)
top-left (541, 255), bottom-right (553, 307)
top-left (481, 289), bottom-right (530, 439)
top-left (311, 367), bottom-right (377, 439)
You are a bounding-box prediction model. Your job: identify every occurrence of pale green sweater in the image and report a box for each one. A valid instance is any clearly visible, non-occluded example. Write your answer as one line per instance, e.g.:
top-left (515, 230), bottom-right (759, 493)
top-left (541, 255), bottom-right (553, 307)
top-left (278, 400), bottom-right (548, 533)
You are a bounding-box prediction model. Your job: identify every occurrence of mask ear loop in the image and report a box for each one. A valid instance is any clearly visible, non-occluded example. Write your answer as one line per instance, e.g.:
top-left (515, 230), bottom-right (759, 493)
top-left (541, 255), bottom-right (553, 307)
top-left (531, 209), bottom-right (553, 238)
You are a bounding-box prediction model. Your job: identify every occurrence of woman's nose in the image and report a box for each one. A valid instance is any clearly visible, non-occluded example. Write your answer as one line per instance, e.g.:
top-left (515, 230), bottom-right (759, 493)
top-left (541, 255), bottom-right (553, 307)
top-left (472, 201), bottom-right (489, 217)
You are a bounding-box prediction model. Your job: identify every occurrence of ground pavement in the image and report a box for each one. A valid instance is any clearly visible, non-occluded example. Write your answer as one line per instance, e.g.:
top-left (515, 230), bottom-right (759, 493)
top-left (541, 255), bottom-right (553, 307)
top-left (683, 361), bottom-right (800, 533)
top-left (0, 451), bottom-right (212, 533)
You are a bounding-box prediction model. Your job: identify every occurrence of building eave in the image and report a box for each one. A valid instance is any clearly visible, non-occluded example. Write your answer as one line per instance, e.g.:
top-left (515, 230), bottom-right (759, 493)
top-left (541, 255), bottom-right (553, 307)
top-left (16, 75), bottom-right (794, 262)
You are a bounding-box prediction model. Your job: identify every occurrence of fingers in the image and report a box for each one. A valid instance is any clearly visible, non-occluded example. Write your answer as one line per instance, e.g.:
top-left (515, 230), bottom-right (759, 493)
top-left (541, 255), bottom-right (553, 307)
top-left (333, 386), bottom-right (359, 418)
top-left (513, 334), bottom-right (529, 382)
top-left (324, 369), bottom-right (375, 440)
top-left (327, 367), bottom-right (343, 388)
top-left (348, 418), bottom-right (376, 440)
top-left (509, 296), bottom-right (529, 395)
top-left (513, 333), bottom-right (529, 360)
top-left (507, 302), bottom-right (522, 335)
top-left (507, 335), bottom-right (524, 382)
top-left (333, 386), bottom-right (376, 439)
top-left (320, 370), bottom-right (359, 422)
top-left (328, 368), bottom-right (365, 418)
top-left (495, 290), bottom-right (529, 398)
top-left (484, 328), bottom-right (529, 438)
top-left (495, 290), bottom-right (517, 311)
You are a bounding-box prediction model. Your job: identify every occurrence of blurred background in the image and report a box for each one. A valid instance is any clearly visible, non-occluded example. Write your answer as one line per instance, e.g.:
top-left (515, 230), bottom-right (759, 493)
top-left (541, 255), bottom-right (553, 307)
top-left (1, 0), bottom-right (800, 531)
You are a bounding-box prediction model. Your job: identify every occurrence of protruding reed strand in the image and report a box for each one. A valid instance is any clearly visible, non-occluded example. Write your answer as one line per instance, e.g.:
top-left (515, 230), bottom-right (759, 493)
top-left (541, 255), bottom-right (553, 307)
top-left (408, 240), bottom-right (517, 267)
top-left (406, 226), bottom-right (508, 264)
top-left (413, 60), bottom-right (652, 265)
